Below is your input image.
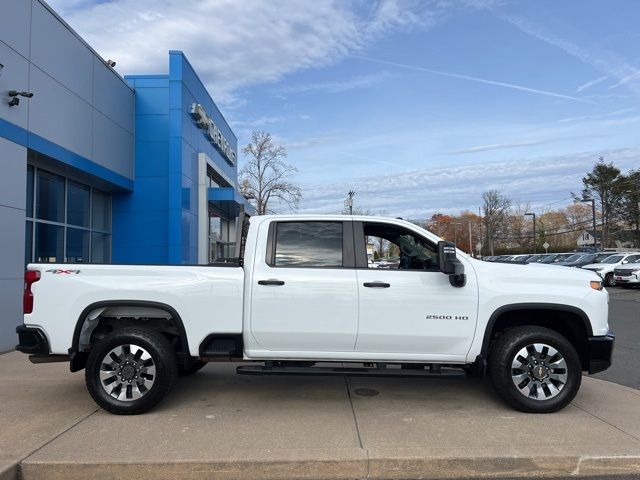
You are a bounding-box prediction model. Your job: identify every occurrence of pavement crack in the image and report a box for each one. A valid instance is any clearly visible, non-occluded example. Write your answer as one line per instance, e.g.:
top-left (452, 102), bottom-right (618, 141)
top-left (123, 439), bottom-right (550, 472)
top-left (18, 408), bottom-right (99, 468)
top-left (573, 403), bottom-right (640, 442)
top-left (344, 376), bottom-right (364, 449)
top-left (343, 376), bottom-right (371, 479)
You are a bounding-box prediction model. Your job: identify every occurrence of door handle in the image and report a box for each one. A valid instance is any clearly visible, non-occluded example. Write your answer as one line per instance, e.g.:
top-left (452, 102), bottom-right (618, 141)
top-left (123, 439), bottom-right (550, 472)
top-left (258, 279), bottom-right (285, 286)
top-left (363, 282), bottom-right (390, 288)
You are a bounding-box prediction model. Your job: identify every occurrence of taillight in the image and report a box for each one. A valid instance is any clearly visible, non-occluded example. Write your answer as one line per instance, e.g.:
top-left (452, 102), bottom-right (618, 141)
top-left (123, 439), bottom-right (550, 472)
top-left (23, 270), bottom-right (41, 314)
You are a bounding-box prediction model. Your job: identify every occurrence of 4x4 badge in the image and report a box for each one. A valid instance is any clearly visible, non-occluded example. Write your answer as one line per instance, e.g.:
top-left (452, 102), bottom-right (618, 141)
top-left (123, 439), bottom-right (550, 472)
top-left (46, 269), bottom-right (81, 275)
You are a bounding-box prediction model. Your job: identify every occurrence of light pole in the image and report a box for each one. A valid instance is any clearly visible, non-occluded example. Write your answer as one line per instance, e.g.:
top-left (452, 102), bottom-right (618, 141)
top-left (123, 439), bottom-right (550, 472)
top-left (525, 212), bottom-right (536, 253)
top-left (581, 198), bottom-right (597, 251)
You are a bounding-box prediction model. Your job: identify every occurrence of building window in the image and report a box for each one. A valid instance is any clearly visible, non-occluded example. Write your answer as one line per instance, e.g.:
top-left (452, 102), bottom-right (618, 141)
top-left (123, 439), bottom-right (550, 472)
top-left (25, 165), bottom-right (112, 264)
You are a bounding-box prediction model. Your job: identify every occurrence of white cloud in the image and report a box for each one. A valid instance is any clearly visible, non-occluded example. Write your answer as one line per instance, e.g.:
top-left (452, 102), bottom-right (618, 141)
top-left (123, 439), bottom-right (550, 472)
top-left (557, 108), bottom-right (636, 123)
top-left (576, 75), bottom-right (608, 93)
top-left (299, 148), bottom-right (640, 218)
top-left (47, 0), bottom-right (441, 106)
top-left (230, 116), bottom-right (283, 128)
top-left (493, 12), bottom-right (640, 96)
top-left (353, 56), bottom-right (596, 104)
top-left (275, 71), bottom-right (394, 95)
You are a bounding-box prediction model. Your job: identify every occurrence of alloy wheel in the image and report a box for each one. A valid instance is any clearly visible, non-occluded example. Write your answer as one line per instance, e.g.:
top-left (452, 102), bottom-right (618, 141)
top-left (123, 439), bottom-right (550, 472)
top-left (98, 344), bottom-right (156, 401)
top-left (510, 343), bottom-right (568, 400)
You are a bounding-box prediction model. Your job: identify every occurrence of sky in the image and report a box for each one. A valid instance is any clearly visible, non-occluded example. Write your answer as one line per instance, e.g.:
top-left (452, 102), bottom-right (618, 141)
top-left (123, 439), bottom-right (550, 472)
top-left (48, 0), bottom-right (640, 219)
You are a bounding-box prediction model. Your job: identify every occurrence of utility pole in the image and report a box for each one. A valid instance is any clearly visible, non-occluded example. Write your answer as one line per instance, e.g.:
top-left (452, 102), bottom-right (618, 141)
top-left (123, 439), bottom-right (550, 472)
top-left (478, 206), bottom-right (483, 257)
top-left (345, 190), bottom-right (355, 215)
top-left (581, 198), bottom-right (597, 251)
top-left (525, 212), bottom-right (536, 254)
top-left (468, 220), bottom-right (473, 257)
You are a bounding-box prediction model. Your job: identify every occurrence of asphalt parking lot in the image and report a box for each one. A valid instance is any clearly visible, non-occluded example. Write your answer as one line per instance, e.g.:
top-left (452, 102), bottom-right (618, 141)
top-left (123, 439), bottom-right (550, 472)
top-left (594, 286), bottom-right (640, 390)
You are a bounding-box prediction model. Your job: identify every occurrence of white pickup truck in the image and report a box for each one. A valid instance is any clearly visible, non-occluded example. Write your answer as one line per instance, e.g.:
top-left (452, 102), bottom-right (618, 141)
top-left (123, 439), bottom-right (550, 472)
top-left (16, 215), bottom-right (614, 415)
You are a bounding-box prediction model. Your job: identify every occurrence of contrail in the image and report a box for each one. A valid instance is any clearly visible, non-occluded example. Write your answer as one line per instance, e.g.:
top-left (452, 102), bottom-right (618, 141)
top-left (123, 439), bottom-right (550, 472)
top-left (353, 55), bottom-right (597, 105)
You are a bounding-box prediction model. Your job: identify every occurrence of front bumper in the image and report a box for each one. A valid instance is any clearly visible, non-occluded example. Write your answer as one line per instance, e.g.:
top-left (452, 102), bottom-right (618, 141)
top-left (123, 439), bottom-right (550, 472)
top-left (15, 325), bottom-right (49, 354)
top-left (613, 273), bottom-right (640, 284)
top-left (587, 331), bottom-right (615, 374)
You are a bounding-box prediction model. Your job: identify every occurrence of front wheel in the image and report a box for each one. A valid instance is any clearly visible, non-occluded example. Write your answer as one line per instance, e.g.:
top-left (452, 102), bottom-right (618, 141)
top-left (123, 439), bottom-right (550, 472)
top-left (85, 328), bottom-right (178, 414)
top-left (488, 326), bottom-right (582, 413)
top-left (604, 273), bottom-right (616, 287)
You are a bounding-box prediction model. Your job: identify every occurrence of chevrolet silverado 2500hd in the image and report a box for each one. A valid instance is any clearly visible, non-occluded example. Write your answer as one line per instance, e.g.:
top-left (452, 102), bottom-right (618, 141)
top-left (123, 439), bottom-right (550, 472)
top-left (16, 215), bottom-right (614, 414)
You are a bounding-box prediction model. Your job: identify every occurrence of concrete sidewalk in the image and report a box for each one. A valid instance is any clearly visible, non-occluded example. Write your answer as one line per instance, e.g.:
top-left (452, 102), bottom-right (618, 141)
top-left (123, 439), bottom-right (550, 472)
top-left (1, 351), bottom-right (640, 479)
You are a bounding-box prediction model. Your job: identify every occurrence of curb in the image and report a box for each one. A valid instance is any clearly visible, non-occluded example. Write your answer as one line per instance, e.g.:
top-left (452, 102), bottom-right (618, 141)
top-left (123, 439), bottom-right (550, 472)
top-left (15, 454), bottom-right (640, 480)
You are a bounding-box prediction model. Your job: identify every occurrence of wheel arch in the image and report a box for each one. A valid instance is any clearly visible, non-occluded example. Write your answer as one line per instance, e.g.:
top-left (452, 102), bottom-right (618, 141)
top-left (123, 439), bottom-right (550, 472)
top-left (70, 300), bottom-right (190, 372)
top-left (481, 303), bottom-right (593, 371)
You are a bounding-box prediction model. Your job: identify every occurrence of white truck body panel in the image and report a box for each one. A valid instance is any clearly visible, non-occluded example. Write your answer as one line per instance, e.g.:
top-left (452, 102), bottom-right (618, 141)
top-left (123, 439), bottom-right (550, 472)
top-left (25, 265), bottom-right (244, 356)
top-left (24, 215), bottom-right (609, 365)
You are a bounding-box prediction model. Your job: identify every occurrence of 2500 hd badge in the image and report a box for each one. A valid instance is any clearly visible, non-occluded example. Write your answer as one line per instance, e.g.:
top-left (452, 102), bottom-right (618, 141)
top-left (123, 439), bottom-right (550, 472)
top-left (426, 314), bottom-right (469, 320)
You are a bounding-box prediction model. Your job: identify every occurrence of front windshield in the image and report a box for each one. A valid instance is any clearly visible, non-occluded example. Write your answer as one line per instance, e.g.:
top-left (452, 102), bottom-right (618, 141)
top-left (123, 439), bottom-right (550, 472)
top-left (564, 254), bottom-right (583, 262)
top-left (602, 255), bottom-right (624, 264)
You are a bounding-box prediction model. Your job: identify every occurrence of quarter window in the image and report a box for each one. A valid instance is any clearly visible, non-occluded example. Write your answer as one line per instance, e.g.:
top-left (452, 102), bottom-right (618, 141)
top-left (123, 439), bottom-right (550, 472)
top-left (274, 222), bottom-right (343, 268)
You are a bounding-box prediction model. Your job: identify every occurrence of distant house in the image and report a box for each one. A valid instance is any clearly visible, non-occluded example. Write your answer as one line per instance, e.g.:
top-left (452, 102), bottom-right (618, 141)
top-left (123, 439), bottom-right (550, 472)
top-left (576, 230), bottom-right (599, 248)
top-left (576, 229), bottom-right (638, 249)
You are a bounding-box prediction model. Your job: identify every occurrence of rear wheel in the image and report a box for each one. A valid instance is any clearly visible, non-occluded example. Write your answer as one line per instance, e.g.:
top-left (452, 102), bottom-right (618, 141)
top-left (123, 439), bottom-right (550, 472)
top-left (85, 328), bottom-right (178, 415)
top-left (488, 326), bottom-right (581, 413)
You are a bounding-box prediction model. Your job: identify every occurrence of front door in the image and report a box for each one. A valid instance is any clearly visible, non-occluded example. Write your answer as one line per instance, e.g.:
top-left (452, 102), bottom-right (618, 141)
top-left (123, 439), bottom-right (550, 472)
top-left (249, 220), bottom-right (358, 353)
top-left (354, 221), bottom-right (478, 358)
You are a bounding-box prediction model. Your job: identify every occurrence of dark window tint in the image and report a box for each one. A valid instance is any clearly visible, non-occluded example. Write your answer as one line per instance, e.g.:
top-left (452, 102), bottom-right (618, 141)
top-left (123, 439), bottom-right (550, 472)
top-left (66, 228), bottom-right (90, 263)
top-left (91, 232), bottom-right (111, 263)
top-left (35, 223), bottom-right (64, 263)
top-left (91, 190), bottom-right (111, 232)
top-left (26, 165), bottom-right (34, 218)
top-left (36, 170), bottom-right (65, 222)
top-left (275, 222), bottom-right (343, 267)
top-left (25, 221), bottom-right (33, 265)
top-left (67, 181), bottom-right (90, 227)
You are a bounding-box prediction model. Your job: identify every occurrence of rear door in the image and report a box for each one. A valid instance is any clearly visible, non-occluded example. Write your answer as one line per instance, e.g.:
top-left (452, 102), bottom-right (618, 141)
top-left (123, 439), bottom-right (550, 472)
top-left (249, 220), bottom-right (358, 353)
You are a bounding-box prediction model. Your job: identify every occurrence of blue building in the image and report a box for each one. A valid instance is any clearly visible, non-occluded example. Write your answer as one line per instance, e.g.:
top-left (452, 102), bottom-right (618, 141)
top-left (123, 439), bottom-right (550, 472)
top-left (0, 1), bottom-right (253, 350)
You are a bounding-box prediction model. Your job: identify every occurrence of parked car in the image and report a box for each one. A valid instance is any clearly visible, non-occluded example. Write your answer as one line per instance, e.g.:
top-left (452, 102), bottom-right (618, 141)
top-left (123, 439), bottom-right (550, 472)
top-left (582, 252), bottom-right (640, 287)
top-left (493, 255), bottom-right (515, 263)
top-left (539, 253), bottom-right (572, 264)
top-left (613, 257), bottom-right (640, 288)
top-left (555, 253), bottom-right (598, 267)
top-left (16, 214), bottom-right (612, 415)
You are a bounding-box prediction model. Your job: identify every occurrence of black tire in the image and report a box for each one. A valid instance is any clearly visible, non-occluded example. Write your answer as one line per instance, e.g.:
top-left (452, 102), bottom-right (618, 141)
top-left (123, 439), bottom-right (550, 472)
top-left (488, 326), bottom-right (582, 413)
top-left (85, 328), bottom-right (178, 415)
top-left (604, 273), bottom-right (616, 287)
top-left (178, 359), bottom-right (207, 376)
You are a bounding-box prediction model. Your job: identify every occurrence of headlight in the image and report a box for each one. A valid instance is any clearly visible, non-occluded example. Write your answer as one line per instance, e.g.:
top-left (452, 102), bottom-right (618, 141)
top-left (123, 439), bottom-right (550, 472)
top-left (590, 280), bottom-right (603, 291)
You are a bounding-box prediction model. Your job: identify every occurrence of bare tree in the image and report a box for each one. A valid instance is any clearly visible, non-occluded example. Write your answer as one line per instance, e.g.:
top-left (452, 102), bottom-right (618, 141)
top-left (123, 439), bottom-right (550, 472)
top-left (239, 131), bottom-right (302, 215)
top-left (482, 190), bottom-right (511, 255)
top-left (508, 203), bottom-right (533, 251)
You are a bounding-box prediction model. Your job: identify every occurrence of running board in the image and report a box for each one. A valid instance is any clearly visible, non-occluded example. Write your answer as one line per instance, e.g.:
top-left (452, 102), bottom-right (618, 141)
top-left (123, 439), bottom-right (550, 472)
top-left (236, 365), bottom-right (466, 378)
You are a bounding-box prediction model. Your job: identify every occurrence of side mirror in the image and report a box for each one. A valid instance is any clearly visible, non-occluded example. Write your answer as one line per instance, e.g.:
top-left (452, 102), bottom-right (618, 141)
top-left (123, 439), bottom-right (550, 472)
top-left (438, 241), bottom-right (466, 287)
top-left (622, 260), bottom-right (629, 264)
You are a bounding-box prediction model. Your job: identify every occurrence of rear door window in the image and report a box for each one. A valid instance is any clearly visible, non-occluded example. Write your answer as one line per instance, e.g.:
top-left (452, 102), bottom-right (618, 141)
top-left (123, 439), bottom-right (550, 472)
top-left (273, 222), bottom-right (343, 268)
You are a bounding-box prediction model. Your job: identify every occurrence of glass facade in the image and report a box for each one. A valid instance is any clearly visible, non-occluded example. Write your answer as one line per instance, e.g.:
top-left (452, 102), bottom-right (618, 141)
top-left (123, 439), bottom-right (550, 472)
top-left (25, 164), bottom-right (112, 264)
top-left (207, 168), bottom-right (235, 262)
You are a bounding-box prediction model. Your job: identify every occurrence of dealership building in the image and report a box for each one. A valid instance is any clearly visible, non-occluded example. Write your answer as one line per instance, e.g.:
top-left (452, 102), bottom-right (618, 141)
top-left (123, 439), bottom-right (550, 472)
top-left (0, 0), bottom-right (254, 350)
